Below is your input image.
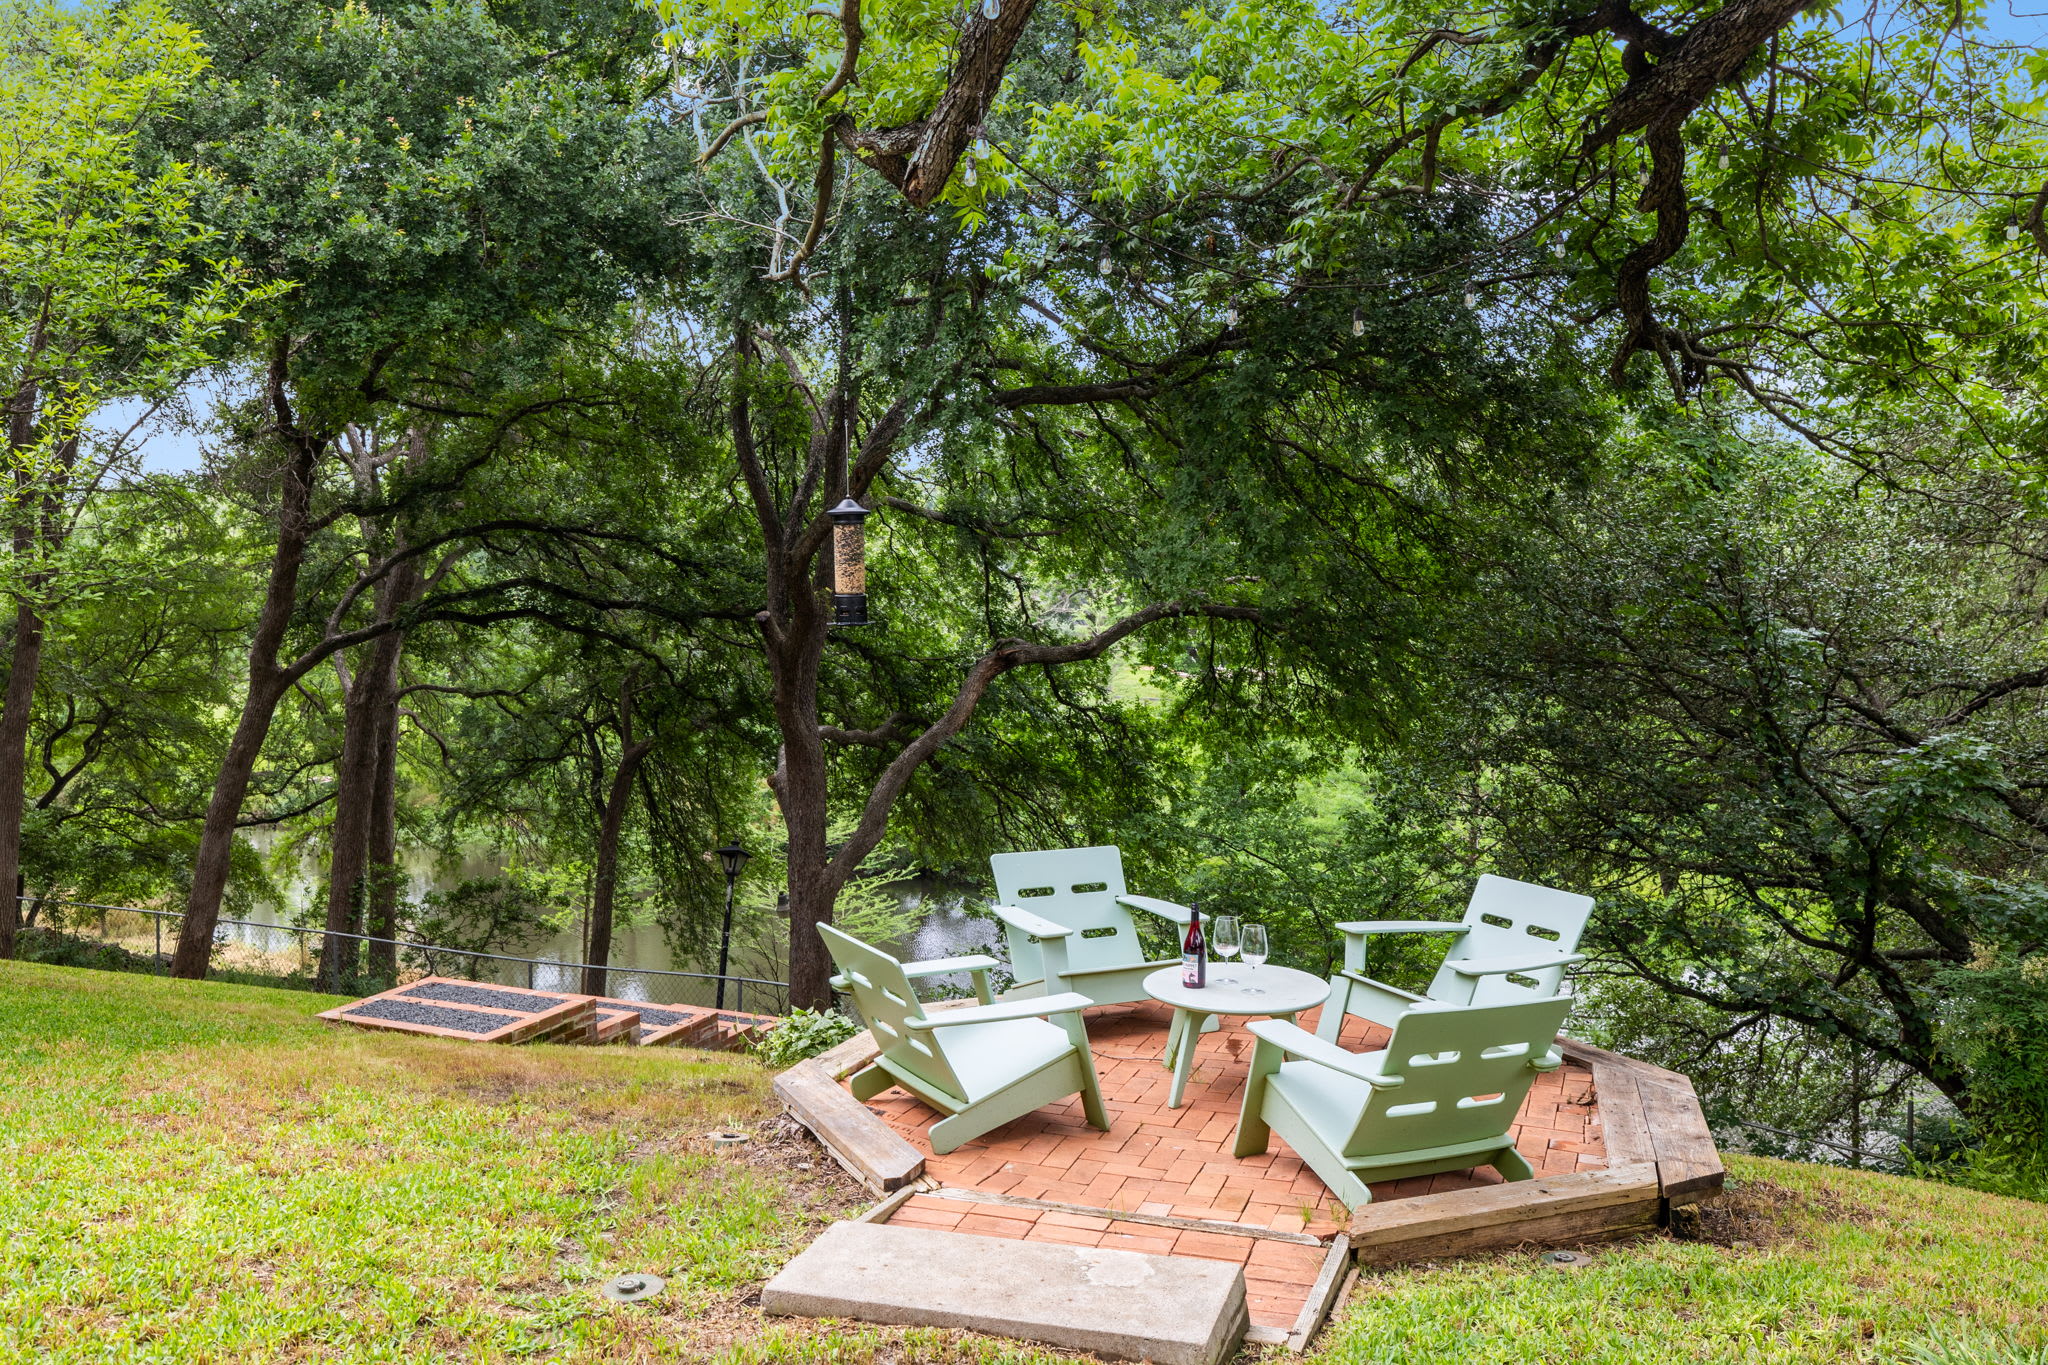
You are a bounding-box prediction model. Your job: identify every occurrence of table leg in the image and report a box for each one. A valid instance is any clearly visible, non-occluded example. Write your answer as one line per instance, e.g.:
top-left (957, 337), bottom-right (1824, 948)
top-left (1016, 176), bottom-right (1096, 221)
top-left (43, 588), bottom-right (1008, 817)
top-left (1167, 1010), bottom-right (1208, 1109)
top-left (1162, 1009), bottom-right (1186, 1070)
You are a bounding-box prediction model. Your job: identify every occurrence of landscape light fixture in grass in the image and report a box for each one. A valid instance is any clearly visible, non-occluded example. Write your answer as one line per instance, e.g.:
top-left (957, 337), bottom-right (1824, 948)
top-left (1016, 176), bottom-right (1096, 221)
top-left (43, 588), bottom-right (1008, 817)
top-left (713, 842), bottom-right (750, 1009)
top-left (828, 498), bottom-right (872, 627)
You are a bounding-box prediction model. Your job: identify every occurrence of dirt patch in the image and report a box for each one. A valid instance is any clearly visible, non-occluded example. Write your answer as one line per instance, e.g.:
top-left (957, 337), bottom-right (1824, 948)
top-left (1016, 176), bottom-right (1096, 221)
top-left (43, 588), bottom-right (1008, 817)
top-left (1669, 1176), bottom-right (1876, 1250)
top-left (738, 1113), bottom-right (869, 1209)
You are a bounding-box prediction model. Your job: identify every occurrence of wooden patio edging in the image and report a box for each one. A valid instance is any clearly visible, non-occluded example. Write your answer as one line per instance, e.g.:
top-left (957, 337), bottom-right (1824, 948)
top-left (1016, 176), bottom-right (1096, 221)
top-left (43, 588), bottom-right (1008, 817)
top-left (1345, 1036), bottom-right (1726, 1264)
top-left (772, 1019), bottom-right (1725, 1352)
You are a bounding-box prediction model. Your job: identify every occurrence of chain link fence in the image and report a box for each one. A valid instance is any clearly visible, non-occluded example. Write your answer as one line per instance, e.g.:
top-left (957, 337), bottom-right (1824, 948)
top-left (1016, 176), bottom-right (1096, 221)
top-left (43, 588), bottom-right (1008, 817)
top-left (33, 897), bottom-right (788, 1015)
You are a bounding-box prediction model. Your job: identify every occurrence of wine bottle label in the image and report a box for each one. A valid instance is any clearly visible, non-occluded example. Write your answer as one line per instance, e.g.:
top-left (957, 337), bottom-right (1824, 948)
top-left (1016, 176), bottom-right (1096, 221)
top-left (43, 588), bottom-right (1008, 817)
top-left (1182, 948), bottom-right (1205, 988)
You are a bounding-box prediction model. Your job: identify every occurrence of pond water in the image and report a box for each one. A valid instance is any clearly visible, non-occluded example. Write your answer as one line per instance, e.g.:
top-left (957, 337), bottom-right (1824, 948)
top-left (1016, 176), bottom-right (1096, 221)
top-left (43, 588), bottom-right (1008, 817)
top-left (218, 832), bottom-right (1002, 1012)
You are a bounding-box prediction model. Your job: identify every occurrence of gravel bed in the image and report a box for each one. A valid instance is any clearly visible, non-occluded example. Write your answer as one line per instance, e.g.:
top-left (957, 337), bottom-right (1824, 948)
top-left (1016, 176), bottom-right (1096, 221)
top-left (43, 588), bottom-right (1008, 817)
top-left (592, 998), bottom-right (694, 1029)
top-left (402, 981), bottom-right (565, 1011)
top-left (346, 998), bottom-right (520, 1034)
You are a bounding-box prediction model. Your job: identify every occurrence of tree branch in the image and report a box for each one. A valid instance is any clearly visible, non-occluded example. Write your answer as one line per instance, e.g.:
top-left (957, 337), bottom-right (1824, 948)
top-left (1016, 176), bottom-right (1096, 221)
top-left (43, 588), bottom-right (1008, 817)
top-left (824, 601), bottom-right (1260, 882)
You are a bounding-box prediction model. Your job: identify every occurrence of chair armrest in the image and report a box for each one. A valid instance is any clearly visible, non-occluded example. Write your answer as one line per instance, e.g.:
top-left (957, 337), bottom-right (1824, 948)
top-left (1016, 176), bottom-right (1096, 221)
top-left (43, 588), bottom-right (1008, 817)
top-left (1440, 951), bottom-right (1586, 978)
top-left (1116, 894), bottom-right (1192, 926)
top-left (988, 903), bottom-right (1073, 939)
top-left (905, 992), bottom-right (1094, 1029)
top-left (1333, 920), bottom-right (1468, 937)
top-left (1245, 1019), bottom-right (1404, 1088)
top-left (902, 954), bottom-right (1002, 978)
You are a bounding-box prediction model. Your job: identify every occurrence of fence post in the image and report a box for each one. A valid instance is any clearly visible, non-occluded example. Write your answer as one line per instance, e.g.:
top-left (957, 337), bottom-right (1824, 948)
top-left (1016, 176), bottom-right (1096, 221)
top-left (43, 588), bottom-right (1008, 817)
top-left (527, 959), bottom-right (535, 990)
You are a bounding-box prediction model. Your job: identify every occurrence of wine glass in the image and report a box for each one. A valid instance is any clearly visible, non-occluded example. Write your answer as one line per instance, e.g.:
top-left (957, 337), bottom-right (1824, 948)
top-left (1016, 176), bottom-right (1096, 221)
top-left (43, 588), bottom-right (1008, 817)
top-left (1211, 915), bottom-right (1241, 984)
top-left (1239, 924), bottom-right (1269, 995)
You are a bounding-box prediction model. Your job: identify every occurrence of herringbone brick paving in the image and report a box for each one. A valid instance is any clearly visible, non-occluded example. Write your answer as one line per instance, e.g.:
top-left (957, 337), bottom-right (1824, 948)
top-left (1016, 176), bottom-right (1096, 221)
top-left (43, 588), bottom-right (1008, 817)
top-left (862, 999), bottom-right (1604, 1332)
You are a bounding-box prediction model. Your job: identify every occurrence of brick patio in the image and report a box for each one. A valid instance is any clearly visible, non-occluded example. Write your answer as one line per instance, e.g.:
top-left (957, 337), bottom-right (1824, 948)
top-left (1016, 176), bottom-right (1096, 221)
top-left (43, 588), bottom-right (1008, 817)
top-left (858, 998), bottom-right (1605, 1333)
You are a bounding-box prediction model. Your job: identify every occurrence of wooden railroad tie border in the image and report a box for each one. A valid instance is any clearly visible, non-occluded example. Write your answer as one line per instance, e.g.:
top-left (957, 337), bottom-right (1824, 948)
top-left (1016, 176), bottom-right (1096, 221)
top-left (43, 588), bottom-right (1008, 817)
top-left (1286, 1234), bottom-right (1352, 1353)
top-left (1557, 1036), bottom-right (1725, 1208)
top-left (1347, 1162), bottom-right (1664, 1267)
top-left (780, 1023), bottom-right (1728, 1267)
top-left (775, 997), bottom-right (990, 1194)
top-left (775, 1058), bottom-right (926, 1193)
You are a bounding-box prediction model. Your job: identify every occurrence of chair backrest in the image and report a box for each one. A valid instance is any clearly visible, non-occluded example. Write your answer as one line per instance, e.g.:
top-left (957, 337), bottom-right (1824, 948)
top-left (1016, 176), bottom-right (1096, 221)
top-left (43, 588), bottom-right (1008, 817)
top-left (1339, 993), bottom-right (1574, 1160)
top-left (818, 923), bottom-right (968, 1102)
top-left (1428, 874), bottom-right (1594, 1007)
top-left (989, 845), bottom-right (1142, 983)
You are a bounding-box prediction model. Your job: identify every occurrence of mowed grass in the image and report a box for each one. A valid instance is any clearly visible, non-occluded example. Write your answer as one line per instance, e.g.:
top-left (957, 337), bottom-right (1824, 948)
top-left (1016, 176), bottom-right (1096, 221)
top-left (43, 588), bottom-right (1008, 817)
top-left (8, 961), bottom-right (2046, 1365)
top-left (1310, 1157), bottom-right (2048, 1365)
top-left (0, 961), bottom-right (1079, 1365)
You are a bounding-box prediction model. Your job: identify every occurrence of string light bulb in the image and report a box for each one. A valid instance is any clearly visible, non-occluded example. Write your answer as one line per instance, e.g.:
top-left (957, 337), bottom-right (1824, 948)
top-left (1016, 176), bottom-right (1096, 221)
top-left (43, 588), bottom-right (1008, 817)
top-left (1719, 150), bottom-right (1731, 170)
top-left (2007, 224), bottom-right (2022, 241)
top-left (1352, 308), bottom-right (1364, 337)
top-left (981, 0), bottom-right (1001, 18)
top-left (1463, 291), bottom-right (1477, 308)
top-left (1098, 251), bottom-right (1112, 276)
top-left (1224, 297), bottom-right (1239, 327)
top-left (1552, 241), bottom-right (1566, 258)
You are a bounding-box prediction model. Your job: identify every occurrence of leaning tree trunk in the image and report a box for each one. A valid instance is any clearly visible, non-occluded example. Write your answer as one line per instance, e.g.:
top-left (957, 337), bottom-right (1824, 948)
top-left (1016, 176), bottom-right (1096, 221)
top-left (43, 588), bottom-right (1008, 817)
top-left (171, 381), bottom-right (321, 980)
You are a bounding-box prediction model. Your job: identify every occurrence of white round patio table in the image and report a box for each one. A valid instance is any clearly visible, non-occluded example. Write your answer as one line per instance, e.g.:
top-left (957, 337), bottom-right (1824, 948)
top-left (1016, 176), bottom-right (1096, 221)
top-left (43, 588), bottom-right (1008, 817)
top-left (1141, 964), bottom-right (1330, 1110)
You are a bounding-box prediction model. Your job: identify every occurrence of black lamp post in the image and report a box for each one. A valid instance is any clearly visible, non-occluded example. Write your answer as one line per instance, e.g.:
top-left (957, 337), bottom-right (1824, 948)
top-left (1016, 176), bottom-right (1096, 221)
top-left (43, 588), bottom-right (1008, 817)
top-left (828, 497), bottom-right (871, 627)
top-left (712, 842), bottom-right (750, 1009)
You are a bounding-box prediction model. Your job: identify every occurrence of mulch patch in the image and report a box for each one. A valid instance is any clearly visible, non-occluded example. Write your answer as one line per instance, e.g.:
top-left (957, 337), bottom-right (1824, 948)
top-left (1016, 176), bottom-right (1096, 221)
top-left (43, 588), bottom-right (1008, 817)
top-left (1670, 1175), bottom-right (1874, 1250)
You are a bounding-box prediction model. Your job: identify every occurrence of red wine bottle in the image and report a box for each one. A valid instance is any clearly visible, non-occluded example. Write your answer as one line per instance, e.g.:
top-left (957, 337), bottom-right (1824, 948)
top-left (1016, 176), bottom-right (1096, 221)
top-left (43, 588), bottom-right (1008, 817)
top-left (1181, 904), bottom-right (1206, 988)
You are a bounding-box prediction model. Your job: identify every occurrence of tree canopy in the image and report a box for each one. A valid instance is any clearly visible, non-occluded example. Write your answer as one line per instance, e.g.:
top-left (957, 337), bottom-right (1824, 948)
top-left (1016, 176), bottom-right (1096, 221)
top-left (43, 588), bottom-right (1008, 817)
top-left (3, 0), bottom-right (2046, 1179)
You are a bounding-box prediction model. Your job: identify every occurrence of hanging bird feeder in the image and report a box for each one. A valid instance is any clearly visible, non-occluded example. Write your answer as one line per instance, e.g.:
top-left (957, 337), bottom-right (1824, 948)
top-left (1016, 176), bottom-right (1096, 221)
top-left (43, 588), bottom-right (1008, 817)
top-left (829, 497), bottom-right (873, 627)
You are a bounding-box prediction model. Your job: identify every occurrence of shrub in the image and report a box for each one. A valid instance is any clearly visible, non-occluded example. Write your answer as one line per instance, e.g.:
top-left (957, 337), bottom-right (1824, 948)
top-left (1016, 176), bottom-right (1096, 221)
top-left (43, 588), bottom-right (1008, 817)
top-left (750, 1007), bottom-right (860, 1069)
top-left (16, 926), bottom-right (161, 974)
top-left (1937, 950), bottom-right (2048, 1188)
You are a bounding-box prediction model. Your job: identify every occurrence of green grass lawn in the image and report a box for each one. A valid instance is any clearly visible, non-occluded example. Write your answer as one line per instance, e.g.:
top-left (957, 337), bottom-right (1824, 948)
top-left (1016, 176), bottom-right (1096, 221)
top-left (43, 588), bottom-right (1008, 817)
top-left (3, 960), bottom-right (2044, 1364)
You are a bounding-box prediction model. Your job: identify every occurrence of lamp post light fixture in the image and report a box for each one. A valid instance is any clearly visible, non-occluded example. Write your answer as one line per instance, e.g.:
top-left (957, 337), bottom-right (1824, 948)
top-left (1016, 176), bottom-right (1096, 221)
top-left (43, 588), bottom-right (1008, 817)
top-left (828, 497), bottom-right (872, 627)
top-left (712, 842), bottom-right (750, 1010)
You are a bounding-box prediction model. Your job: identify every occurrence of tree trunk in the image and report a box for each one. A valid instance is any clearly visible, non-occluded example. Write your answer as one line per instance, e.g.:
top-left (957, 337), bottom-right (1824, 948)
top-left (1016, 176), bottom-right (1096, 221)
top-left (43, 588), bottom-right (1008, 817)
top-left (0, 387), bottom-right (63, 960)
top-left (363, 690), bottom-right (402, 985)
top-left (0, 600), bottom-right (44, 960)
top-left (171, 365), bottom-right (322, 980)
top-left (580, 693), bottom-right (653, 997)
top-left (771, 609), bottom-right (839, 1011)
top-left (172, 672), bottom-right (295, 978)
top-left (317, 560), bottom-right (418, 991)
top-left (317, 679), bottom-right (377, 990)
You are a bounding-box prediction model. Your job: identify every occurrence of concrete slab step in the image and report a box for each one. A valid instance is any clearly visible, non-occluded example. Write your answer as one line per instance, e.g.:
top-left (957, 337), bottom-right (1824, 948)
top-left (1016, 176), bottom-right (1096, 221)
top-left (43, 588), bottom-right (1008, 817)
top-left (762, 1221), bottom-right (1248, 1365)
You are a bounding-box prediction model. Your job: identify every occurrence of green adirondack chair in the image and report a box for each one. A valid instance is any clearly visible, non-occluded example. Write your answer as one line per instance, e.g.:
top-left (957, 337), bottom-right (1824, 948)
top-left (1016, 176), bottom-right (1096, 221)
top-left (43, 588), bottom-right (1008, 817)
top-left (1234, 993), bottom-right (1575, 1209)
top-left (821, 921), bottom-right (1110, 1155)
top-left (1316, 874), bottom-right (1593, 1041)
top-left (989, 845), bottom-right (1191, 1008)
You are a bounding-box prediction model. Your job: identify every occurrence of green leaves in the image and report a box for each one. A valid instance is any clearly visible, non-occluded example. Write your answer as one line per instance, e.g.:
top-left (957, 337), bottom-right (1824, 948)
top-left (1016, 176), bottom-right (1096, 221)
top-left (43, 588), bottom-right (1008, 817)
top-left (2, 0), bottom-right (280, 476)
